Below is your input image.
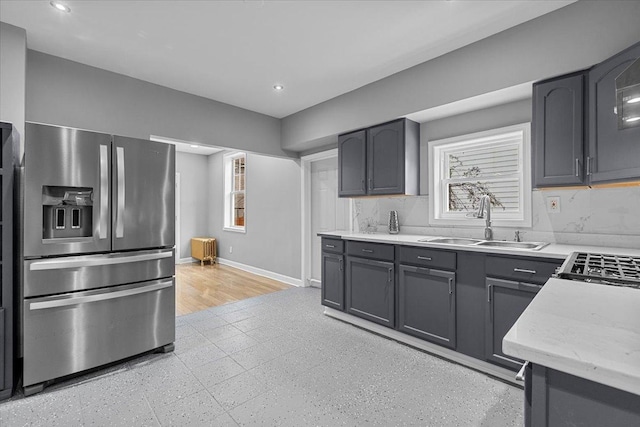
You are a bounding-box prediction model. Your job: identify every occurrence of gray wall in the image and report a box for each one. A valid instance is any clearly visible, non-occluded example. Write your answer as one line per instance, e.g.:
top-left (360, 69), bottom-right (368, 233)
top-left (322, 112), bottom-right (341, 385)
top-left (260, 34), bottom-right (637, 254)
top-left (281, 0), bottom-right (640, 151)
top-left (0, 22), bottom-right (27, 158)
top-left (25, 50), bottom-right (291, 158)
top-left (176, 152), bottom-right (211, 259)
top-left (208, 151), bottom-right (301, 280)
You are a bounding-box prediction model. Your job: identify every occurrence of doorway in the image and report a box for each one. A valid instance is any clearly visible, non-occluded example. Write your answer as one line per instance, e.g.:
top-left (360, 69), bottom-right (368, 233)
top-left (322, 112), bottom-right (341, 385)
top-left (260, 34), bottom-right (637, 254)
top-left (175, 172), bottom-right (181, 263)
top-left (301, 150), bottom-right (350, 288)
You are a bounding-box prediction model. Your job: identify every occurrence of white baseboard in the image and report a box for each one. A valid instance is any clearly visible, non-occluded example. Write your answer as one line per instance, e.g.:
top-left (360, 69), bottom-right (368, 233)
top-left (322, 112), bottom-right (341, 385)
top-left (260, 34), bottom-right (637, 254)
top-left (309, 278), bottom-right (321, 288)
top-left (177, 257), bottom-right (196, 264)
top-left (217, 257), bottom-right (303, 287)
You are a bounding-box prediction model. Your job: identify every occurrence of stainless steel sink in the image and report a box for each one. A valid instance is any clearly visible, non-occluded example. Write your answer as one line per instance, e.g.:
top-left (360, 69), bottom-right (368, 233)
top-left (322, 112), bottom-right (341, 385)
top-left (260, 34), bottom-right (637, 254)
top-left (427, 237), bottom-right (483, 245)
top-left (475, 241), bottom-right (549, 251)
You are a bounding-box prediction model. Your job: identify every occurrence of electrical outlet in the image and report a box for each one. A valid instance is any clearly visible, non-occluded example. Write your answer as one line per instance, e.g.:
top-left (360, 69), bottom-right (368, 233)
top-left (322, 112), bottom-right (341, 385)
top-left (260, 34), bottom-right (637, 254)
top-left (546, 196), bottom-right (561, 213)
top-left (229, 246), bottom-right (233, 254)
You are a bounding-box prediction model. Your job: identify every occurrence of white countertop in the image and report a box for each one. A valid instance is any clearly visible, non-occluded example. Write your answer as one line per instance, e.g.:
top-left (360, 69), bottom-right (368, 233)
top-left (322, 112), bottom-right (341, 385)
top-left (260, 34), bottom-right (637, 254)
top-left (503, 278), bottom-right (640, 396)
top-left (318, 231), bottom-right (640, 260)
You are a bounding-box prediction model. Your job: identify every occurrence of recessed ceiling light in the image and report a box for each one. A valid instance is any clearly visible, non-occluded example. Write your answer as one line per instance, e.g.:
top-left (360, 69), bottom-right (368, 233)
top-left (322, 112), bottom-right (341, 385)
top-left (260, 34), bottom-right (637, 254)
top-left (627, 96), bottom-right (640, 104)
top-left (273, 84), bottom-right (284, 91)
top-left (50, 1), bottom-right (71, 13)
top-left (190, 144), bottom-right (199, 148)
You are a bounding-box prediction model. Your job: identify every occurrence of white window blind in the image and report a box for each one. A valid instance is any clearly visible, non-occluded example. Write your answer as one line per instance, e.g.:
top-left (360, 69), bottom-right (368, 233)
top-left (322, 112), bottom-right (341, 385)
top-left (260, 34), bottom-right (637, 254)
top-left (429, 124), bottom-right (532, 227)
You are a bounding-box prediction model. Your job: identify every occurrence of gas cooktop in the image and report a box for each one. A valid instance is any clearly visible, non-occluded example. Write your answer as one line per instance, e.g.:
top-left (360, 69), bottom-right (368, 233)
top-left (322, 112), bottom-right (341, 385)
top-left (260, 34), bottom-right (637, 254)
top-left (556, 252), bottom-right (640, 289)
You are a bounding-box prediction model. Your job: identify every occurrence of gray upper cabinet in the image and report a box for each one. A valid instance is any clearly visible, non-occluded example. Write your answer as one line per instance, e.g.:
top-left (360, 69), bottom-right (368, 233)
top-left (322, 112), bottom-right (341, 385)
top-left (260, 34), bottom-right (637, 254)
top-left (533, 72), bottom-right (586, 187)
top-left (589, 42), bottom-right (640, 184)
top-left (338, 119), bottom-right (419, 197)
top-left (338, 130), bottom-right (367, 196)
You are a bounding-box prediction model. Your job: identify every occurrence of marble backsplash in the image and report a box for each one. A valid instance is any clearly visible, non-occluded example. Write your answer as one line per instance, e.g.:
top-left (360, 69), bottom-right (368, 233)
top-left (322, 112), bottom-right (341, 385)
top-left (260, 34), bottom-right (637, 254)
top-left (352, 186), bottom-right (640, 249)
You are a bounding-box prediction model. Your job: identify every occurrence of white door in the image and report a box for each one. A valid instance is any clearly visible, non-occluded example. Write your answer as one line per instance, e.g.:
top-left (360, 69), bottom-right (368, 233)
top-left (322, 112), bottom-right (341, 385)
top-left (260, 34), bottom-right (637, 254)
top-left (175, 172), bottom-right (181, 263)
top-left (309, 156), bottom-right (349, 287)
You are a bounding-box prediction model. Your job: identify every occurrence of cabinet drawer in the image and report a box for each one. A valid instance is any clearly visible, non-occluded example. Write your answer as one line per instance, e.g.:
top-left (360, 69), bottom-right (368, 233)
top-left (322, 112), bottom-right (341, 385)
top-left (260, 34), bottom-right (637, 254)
top-left (399, 246), bottom-right (456, 270)
top-left (346, 241), bottom-right (394, 262)
top-left (321, 238), bottom-right (344, 254)
top-left (486, 256), bottom-right (561, 285)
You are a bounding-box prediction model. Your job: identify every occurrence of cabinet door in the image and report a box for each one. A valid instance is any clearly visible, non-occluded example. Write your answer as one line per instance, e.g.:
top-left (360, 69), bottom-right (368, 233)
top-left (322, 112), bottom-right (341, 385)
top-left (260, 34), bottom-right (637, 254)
top-left (338, 130), bottom-right (367, 197)
top-left (533, 73), bottom-right (586, 187)
top-left (367, 120), bottom-right (405, 195)
top-left (486, 278), bottom-right (540, 370)
top-left (398, 266), bottom-right (456, 349)
top-left (589, 43), bottom-right (640, 183)
top-left (321, 253), bottom-right (344, 311)
top-left (346, 256), bottom-right (394, 327)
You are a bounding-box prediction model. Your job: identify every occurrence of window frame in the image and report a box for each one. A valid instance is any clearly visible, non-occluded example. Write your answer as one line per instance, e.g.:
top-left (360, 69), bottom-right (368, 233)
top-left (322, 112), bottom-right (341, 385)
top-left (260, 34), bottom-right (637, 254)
top-left (428, 123), bottom-right (532, 228)
top-left (223, 151), bottom-right (247, 233)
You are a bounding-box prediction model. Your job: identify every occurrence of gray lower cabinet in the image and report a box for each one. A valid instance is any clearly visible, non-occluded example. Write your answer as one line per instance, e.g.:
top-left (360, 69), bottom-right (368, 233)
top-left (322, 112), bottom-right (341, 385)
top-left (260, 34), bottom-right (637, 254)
top-left (533, 71), bottom-right (586, 187)
top-left (321, 253), bottom-right (344, 310)
top-left (589, 41), bottom-right (640, 184)
top-left (486, 278), bottom-right (541, 370)
top-left (398, 266), bottom-right (456, 348)
top-left (527, 364), bottom-right (640, 427)
top-left (346, 256), bottom-right (395, 328)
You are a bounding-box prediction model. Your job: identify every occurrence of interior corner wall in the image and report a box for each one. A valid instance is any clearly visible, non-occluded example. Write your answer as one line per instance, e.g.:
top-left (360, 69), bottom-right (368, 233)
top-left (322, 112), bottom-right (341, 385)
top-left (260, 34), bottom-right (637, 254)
top-left (25, 50), bottom-right (290, 158)
top-left (208, 151), bottom-right (302, 281)
top-left (0, 22), bottom-right (27, 159)
top-left (176, 152), bottom-right (211, 259)
top-left (281, 0), bottom-right (640, 151)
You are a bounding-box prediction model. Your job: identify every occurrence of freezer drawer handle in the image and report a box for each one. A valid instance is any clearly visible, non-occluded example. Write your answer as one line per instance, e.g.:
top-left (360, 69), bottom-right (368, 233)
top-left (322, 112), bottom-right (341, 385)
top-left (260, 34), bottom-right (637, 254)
top-left (116, 146), bottom-right (125, 238)
top-left (29, 251), bottom-right (173, 271)
top-left (98, 144), bottom-right (109, 239)
top-left (29, 280), bottom-right (173, 311)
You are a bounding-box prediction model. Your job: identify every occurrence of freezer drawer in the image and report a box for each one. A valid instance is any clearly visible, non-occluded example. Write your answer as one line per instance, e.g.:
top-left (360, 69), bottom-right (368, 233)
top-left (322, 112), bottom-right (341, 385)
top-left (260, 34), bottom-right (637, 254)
top-left (23, 278), bottom-right (175, 388)
top-left (23, 248), bottom-right (175, 297)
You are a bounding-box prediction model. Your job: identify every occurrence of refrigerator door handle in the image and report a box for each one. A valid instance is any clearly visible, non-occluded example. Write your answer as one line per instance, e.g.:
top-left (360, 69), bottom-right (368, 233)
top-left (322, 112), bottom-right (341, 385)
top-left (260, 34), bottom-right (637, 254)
top-left (28, 280), bottom-right (173, 310)
top-left (29, 250), bottom-right (173, 271)
top-left (98, 144), bottom-right (109, 239)
top-left (116, 146), bottom-right (125, 238)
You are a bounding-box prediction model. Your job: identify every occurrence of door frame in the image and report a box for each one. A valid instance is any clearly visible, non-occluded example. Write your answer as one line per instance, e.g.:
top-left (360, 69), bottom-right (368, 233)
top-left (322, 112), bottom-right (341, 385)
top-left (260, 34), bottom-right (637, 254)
top-left (300, 149), bottom-right (352, 288)
top-left (175, 172), bottom-right (181, 263)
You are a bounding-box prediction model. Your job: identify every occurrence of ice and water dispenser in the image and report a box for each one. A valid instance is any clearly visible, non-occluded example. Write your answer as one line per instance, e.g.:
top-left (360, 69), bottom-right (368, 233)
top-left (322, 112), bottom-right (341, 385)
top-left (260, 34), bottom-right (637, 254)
top-left (42, 186), bottom-right (93, 239)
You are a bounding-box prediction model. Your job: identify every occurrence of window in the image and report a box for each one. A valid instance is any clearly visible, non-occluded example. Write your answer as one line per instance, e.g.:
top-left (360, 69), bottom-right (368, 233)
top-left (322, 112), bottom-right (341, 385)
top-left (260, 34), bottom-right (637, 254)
top-left (429, 123), bottom-right (531, 227)
top-left (224, 152), bottom-right (246, 232)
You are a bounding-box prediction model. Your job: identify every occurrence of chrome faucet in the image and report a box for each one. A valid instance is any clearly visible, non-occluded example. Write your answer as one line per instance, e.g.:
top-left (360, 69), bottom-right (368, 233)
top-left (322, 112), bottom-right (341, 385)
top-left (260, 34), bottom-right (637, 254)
top-left (476, 195), bottom-right (493, 240)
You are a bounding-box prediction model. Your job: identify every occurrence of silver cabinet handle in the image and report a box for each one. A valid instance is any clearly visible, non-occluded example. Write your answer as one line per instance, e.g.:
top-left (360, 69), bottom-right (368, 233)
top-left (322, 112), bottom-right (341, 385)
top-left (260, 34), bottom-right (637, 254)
top-left (516, 361), bottom-right (529, 382)
top-left (586, 156), bottom-right (592, 176)
top-left (368, 178), bottom-right (373, 190)
top-left (487, 284), bottom-right (492, 303)
top-left (339, 258), bottom-right (343, 272)
top-left (115, 146), bottom-right (126, 238)
top-left (29, 280), bottom-right (173, 310)
top-left (575, 158), bottom-right (580, 177)
top-left (388, 267), bottom-right (393, 282)
top-left (448, 278), bottom-right (453, 295)
top-left (325, 244), bottom-right (335, 248)
top-left (98, 144), bottom-right (109, 239)
top-left (362, 249), bottom-right (374, 253)
top-left (417, 256), bottom-right (432, 261)
top-left (30, 250), bottom-right (172, 271)
top-left (514, 268), bottom-right (537, 274)
top-left (361, 179), bottom-right (365, 191)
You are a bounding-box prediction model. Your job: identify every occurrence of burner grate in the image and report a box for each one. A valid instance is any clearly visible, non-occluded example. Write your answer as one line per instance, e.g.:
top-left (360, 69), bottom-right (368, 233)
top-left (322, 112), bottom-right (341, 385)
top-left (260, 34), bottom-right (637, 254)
top-left (559, 252), bottom-right (640, 288)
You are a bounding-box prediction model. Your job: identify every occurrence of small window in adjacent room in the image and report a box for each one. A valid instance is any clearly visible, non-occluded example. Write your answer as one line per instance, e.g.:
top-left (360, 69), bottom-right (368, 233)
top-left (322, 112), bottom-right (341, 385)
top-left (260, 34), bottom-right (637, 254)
top-left (224, 152), bottom-right (246, 232)
top-left (429, 123), bottom-right (532, 227)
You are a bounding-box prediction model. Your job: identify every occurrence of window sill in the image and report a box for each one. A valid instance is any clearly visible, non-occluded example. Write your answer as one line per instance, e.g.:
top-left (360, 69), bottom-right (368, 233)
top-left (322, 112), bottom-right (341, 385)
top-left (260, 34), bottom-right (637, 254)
top-left (223, 226), bottom-right (246, 234)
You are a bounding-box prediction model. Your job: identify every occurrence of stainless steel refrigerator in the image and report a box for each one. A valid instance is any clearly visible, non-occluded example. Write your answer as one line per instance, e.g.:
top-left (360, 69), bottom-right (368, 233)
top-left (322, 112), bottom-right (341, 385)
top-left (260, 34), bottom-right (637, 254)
top-left (20, 123), bottom-right (176, 395)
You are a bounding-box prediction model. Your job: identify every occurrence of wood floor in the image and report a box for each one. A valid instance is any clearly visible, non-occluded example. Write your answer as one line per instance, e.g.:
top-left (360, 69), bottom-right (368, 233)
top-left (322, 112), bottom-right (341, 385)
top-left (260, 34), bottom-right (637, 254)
top-left (175, 262), bottom-right (292, 315)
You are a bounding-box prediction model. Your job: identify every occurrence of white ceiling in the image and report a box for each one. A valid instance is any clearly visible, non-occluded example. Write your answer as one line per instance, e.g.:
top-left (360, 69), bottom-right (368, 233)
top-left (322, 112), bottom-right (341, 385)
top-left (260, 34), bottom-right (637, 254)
top-left (0, 1), bottom-right (574, 119)
top-left (150, 135), bottom-right (223, 156)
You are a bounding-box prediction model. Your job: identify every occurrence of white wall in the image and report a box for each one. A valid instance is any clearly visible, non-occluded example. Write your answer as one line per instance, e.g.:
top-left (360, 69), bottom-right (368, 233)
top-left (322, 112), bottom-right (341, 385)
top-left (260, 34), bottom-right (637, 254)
top-left (281, 0), bottom-right (640, 152)
top-left (175, 152), bottom-right (211, 259)
top-left (208, 151), bottom-right (302, 281)
top-left (25, 51), bottom-right (291, 158)
top-left (0, 22), bottom-right (27, 159)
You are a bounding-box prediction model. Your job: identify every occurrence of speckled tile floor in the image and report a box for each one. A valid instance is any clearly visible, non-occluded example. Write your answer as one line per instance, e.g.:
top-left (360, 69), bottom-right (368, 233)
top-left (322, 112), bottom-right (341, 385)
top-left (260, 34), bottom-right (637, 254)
top-left (0, 287), bottom-right (524, 426)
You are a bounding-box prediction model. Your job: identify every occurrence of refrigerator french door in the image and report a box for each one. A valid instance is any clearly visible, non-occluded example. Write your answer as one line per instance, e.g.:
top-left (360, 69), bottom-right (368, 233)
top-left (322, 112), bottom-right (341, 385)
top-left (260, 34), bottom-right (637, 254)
top-left (21, 123), bottom-right (175, 395)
